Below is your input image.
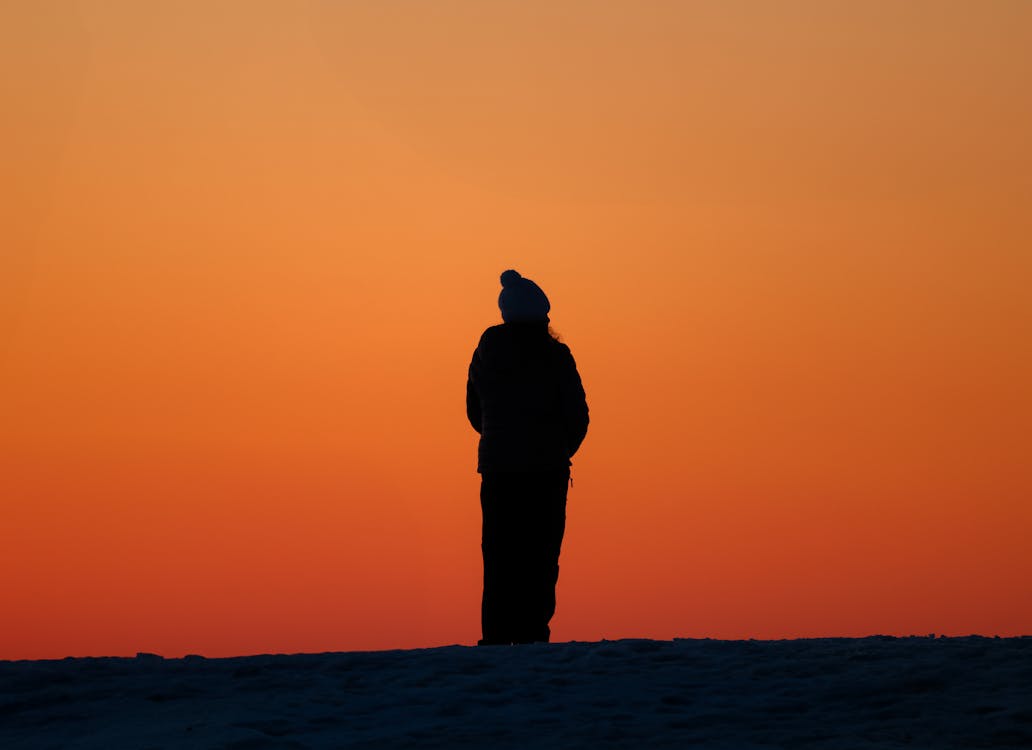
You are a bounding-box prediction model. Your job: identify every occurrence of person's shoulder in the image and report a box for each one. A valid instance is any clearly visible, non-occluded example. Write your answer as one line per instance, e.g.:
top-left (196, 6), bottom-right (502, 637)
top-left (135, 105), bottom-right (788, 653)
top-left (478, 324), bottom-right (507, 345)
top-left (548, 338), bottom-right (577, 366)
top-left (547, 336), bottom-right (572, 355)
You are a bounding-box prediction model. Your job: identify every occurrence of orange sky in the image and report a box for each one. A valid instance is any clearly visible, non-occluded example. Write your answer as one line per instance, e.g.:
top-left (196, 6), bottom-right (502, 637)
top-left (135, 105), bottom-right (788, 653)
top-left (2, 1), bottom-right (1030, 659)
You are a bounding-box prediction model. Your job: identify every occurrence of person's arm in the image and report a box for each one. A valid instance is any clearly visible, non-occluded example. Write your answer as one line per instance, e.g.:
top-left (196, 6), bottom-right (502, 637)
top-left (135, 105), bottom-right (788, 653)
top-left (558, 345), bottom-right (589, 457)
top-left (466, 352), bottom-right (483, 434)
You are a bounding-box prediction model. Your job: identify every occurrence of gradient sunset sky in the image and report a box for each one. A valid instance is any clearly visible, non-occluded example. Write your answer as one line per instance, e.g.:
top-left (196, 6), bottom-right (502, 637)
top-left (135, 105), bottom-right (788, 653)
top-left (2, 1), bottom-right (1030, 659)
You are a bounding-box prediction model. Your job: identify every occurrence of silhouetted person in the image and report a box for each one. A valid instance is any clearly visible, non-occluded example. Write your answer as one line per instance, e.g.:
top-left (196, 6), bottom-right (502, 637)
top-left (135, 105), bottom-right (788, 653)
top-left (466, 270), bottom-right (589, 645)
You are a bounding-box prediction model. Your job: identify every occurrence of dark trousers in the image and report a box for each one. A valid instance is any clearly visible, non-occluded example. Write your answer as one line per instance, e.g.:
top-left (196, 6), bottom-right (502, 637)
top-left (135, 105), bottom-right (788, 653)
top-left (479, 468), bottom-right (569, 645)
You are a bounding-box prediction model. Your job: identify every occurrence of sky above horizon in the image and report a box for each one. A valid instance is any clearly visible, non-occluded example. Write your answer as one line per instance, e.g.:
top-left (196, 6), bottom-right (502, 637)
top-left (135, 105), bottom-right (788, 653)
top-left (2, 0), bottom-right (1030, 659)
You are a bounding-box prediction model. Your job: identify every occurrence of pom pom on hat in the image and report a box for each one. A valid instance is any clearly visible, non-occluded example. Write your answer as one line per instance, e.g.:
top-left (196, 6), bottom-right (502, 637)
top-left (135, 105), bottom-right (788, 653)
top-left (498, 269), bottom-right (550, 322)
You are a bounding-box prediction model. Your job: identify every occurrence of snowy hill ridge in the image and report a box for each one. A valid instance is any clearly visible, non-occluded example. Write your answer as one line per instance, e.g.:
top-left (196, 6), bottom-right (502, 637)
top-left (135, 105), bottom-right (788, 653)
top-left (3, 636), bottom-right (1030, 749)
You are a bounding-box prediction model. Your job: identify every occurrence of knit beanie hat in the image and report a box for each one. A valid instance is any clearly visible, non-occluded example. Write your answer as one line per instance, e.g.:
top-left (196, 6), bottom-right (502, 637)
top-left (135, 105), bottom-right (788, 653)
top-left (498, 269), bottom-right (550, 322)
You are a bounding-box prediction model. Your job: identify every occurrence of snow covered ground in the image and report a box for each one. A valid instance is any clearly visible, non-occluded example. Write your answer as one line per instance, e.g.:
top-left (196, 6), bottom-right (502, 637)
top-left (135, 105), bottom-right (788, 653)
top-left (2, 636), bottom-right (1030, 749)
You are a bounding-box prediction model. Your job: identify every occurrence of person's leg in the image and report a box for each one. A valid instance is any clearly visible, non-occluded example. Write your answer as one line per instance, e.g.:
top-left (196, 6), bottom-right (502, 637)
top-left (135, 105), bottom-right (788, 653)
top-left (507, 473), bottom-right (539, 644)
top-left (512, 469), bottom-right (569, 644)
top-left (480, 472), bottom-right (517, 645)
top-left (536, 468), bottom-right (569, 642)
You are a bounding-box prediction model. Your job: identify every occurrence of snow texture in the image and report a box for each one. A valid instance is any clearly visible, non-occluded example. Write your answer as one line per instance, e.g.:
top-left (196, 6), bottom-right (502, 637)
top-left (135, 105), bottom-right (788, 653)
top-left (2, 637), bottom-right (1031, 749)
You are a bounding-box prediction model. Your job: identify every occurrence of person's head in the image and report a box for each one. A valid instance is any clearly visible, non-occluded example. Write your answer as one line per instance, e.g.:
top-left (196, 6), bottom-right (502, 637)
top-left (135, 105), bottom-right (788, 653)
top-left (498, 269), bottom-right (550, 323)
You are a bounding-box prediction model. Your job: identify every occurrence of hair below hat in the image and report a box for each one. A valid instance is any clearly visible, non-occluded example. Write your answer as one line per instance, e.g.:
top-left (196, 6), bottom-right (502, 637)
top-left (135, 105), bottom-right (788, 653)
top-left (498, 269), bottom-right (550, 322)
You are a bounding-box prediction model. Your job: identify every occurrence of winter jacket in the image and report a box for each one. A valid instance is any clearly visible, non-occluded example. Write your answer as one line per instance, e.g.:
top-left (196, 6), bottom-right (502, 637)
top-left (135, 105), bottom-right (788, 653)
top-left (466, 322), bottom-right (589, 473)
